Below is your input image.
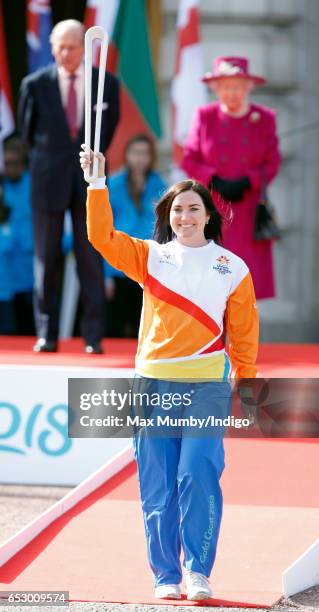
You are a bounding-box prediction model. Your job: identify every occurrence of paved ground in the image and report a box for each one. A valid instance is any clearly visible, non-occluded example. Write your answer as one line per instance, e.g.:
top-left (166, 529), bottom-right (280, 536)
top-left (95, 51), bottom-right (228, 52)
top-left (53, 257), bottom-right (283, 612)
top-left (0, 485), bottom-right (318, 612)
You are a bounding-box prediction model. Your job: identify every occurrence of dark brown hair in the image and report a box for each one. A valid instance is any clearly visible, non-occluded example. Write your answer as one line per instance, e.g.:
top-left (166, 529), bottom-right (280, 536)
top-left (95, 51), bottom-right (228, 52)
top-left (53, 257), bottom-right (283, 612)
top-left (125, 133), bottom-right (156, 208)
top-left (125, 133), bottom-right (156, 168)
top-left (153, 179), bottom-right (223, 244)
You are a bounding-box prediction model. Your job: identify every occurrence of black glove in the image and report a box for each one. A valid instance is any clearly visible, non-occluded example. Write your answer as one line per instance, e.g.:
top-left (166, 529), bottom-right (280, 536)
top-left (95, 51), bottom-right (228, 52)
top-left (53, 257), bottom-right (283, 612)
top-left (239, 386), bottom-right (258, 428)
top-left (210, 175), bottom-right (251, 202)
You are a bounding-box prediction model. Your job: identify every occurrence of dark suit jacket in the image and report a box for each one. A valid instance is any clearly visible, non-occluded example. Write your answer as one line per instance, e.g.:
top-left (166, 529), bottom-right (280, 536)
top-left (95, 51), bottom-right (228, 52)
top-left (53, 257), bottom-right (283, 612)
top-left (18, 64), bottom-right (120, 211)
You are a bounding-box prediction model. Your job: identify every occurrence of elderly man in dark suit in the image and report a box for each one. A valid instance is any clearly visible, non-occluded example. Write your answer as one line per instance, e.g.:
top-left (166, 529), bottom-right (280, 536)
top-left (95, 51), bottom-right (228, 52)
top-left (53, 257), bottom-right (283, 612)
top-left (19, 19), bottom-right (120, 353)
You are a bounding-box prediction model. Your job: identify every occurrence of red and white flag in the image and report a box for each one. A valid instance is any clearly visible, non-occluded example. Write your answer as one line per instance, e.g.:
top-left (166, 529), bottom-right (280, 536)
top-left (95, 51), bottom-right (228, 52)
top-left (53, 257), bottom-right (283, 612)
top-left (171, 0), bottom-right (207, 178)
top-left (0, 0), bottom-right (14, 168)
top-left (84, 0), bottom-right (119, 35)
top-left (84, 0), bottom-right (119, 68)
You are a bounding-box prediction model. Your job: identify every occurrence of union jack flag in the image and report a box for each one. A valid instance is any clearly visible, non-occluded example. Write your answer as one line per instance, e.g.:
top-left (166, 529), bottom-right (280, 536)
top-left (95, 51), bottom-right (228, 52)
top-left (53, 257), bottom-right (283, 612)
top-left (27, 0), bottom-right (53, 73)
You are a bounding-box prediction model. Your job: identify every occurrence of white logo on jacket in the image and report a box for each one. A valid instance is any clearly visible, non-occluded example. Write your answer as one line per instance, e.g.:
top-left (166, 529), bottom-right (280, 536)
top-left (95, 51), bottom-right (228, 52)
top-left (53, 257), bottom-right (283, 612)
top-left (158, 251), bottom-right (177, 267)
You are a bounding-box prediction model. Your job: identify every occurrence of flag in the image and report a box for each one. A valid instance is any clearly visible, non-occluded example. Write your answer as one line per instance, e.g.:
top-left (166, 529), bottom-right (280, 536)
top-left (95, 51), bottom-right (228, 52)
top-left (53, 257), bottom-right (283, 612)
top-left (27, 0), bottom-right (53, 73)
top-left (171, 0), bottom-right (207, 177)
top-left (0, 0), bottom-right (14, 169)
top-left (85, 0), bottom-right (161, 171)
top-left (85, 0), bottom-right (119, 48)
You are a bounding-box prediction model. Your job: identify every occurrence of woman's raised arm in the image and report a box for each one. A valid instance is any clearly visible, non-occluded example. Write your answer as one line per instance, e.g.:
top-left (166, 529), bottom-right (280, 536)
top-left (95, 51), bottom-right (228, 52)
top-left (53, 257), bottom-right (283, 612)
top-left (80, 147), bottom-right (149, 284)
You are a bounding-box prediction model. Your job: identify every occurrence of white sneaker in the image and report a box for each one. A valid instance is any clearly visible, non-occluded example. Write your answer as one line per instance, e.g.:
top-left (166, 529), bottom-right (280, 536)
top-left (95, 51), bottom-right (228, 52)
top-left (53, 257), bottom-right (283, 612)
top-left (154, 584), bottom-right (181, 599)
top-left (185, 569), bottom-right (213, 600)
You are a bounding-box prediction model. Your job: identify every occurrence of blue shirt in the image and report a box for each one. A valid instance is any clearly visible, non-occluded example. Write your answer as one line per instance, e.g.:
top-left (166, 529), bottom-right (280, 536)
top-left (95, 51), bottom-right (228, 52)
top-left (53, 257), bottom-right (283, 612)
top-left (105, 170), bottom-right (166, 279)
top-left (0, 221), bottom-right (14, 300)
top-left (3, 171), bottom-right (34, 293)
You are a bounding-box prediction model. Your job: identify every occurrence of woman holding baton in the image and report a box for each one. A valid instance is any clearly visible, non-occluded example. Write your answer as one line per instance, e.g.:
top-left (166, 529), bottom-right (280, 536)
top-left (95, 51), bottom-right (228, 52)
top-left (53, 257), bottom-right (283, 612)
top-left (80, 146), bottom-right (258, 601)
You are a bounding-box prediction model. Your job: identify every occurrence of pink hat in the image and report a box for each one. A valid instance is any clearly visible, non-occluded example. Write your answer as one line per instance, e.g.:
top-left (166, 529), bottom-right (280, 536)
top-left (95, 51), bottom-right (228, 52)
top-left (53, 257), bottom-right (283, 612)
top-left (202, 56), bottom-right (266, 86)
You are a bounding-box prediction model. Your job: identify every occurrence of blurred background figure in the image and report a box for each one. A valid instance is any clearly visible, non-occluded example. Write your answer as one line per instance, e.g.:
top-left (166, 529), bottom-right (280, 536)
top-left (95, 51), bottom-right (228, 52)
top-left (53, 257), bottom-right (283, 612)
top-left (105, 133), bottom-right (166, 337)
top-left (18, 19), bottom-right (120, 354)
top-left (2, 137), bottom-right (35, 335)
top-left (182, 56), bottom-right (281, 300)
top-left (0, 182), bottom-right (15, 334)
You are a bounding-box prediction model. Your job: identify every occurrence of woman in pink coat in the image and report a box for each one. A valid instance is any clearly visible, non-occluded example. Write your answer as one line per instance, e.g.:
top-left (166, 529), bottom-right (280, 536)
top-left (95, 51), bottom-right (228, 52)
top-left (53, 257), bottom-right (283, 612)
top-left (182, 56), bottom-right (281, 299)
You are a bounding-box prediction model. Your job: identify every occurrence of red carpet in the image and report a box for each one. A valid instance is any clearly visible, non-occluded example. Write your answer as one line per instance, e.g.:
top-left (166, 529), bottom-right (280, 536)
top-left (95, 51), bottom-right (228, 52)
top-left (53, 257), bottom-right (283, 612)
top-left (0, 337), bottom-right (136, 368)
top-left (0, 337), bottom-right (319, 375)
top-left (0, 339), bottom-right (318, 606)
top-left (0, 439), bottom-right (318, 607)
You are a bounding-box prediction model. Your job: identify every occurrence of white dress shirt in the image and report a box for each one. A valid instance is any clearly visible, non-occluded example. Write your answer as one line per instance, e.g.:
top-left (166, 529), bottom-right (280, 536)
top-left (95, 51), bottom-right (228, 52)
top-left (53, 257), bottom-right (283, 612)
top-left (57, 63), bottom-right (85, 130)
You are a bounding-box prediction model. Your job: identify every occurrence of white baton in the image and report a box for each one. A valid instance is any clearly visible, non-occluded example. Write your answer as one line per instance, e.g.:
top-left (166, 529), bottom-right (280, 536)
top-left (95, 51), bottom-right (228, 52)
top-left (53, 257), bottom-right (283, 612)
top-left (84, 26), bottom-right (109, 183)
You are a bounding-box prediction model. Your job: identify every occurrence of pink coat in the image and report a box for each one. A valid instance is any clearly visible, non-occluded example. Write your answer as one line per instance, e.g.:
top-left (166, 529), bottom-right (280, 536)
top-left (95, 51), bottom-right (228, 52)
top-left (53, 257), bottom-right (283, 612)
top-left (182, 102), bottom-right (281, 299)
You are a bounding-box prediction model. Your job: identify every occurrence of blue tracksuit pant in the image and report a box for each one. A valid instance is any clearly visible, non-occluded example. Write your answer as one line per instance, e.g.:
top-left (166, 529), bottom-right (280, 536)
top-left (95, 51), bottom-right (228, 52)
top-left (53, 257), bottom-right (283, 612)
top-left (132, 378), bottom-right (231, 587)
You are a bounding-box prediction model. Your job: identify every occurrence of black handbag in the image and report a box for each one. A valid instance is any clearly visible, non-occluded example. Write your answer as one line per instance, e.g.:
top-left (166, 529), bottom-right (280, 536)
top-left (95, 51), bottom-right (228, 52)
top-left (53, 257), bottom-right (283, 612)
top-left (254, 177), bottom-right (281, 241)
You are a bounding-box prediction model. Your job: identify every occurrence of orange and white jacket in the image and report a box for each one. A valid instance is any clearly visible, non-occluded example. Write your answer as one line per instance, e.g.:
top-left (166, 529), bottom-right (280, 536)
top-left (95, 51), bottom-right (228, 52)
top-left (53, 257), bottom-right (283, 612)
top-left (87, 183), bottom-right (259, 379)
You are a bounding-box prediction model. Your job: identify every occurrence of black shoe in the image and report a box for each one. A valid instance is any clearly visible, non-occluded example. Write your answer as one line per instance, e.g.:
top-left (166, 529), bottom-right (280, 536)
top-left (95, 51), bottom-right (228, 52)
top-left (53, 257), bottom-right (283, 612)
top-left (84, 341), bottom-right (104, 355)
top-left (33, 338), bottom-right (58, 353)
